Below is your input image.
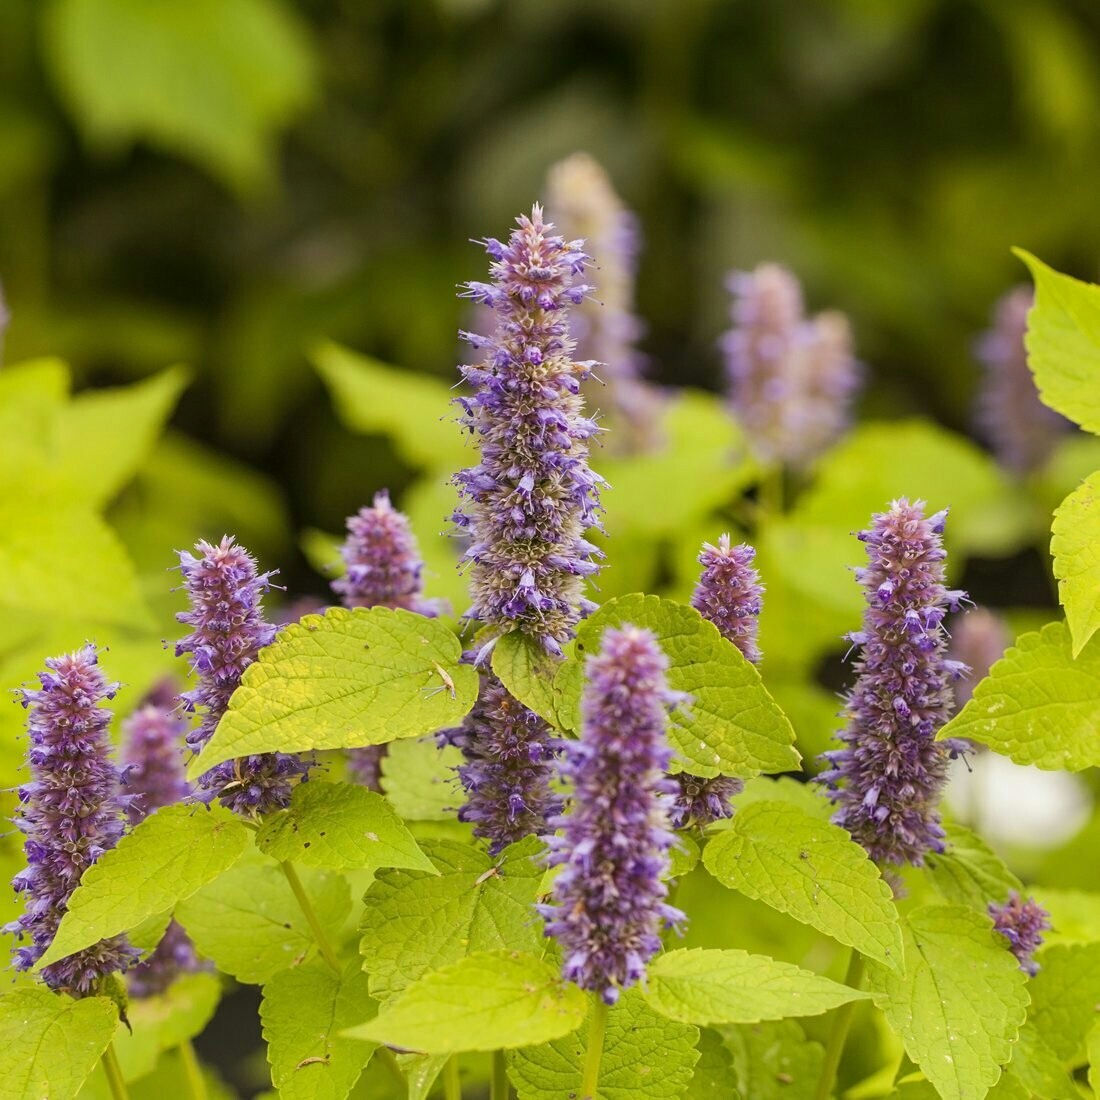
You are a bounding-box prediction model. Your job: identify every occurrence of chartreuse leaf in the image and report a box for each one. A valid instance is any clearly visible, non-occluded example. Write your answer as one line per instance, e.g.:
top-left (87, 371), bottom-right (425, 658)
top-left (1051, 471), bottom-right (1100, 656)
top-left (682, 1029), bottom-right (735, 1100)
top-left (189, 607), bottom-right (477, 778)
top-left (644, 948), bottom-right (870, 1026)
top-left (991, 1023), bottom-right (1078, 1100)
top-left (359, 838), bottom-right (544, 1002)
top-left (261, 959), bottom-right (377, 1099)
top-left (53, 366), bottom-right (190, 506)
top-left (938, 621), bottom-right (1100, 770)
top-left (723, 1019), bottom-right (823, 1100)
top-left (177, 854), bottom-right (350, 984)
top-left (924, 823), bottom-right (1023, 910)
top-left (311, 341), bottom-right (463, 469)
top-left (0, 988), bottom-right (118, 1099)
top-left (1088, 1020), bottom-right (1100, 1098)
top-left (1032, 888), bottom-right (1100, 946)
top-left (36, 804), bottom-right (251, 970)
top-left (866, 905), bottom-right (1029, 1100)
top-left (343, 950), bottom-right (587, 1054)
top-left (506, 989), bottom-right (699, 1100)
top-left (558, 594), bottom-right (798, 778)
top-left (1026, 942), bottom-right (1100, 1060)
top-left (703, 801), bottom-right (903, 969)
top-left (128, 911), bottom-right (173, 955)
top-left (45, 0), bottom-right (316, 192)
top-left (1015, 250), bottom-right (1100, 434)
top-left (379, 736), bottom-right (463, 822)
top-left (110, 972), bottom-right (221, 1082)
top-left (255, 780), bottom-right (435, 874)
top-left (492, 632), bottom-right (572, 730)
top-left (398, 1054), bottom-right (450, 1100)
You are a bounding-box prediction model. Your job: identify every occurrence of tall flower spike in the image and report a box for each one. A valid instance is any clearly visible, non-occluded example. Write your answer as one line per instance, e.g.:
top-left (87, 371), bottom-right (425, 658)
top-left (447, 675), bottom-right (560, 855)
top-left (950, 606), bottom-right (1010, 708)
top-left (176, 537), bottom-right (311, 815)
top-left (988, 892), bottom-right (1050, 976)
top-left (332, 490), bottom-right (440, 791)
top-left (722, 264), bottom-right (860, 469)
top-left (818, 500), bottom-right (968, 868)
top-left (545, 152), bottom-right (662, 453)
top-left (672, 535), bottom-right (765, 828)
top-left (121, 690), bottom-right (204, 997)
top-left (976, 286), bottom-right (1068, 475)
top-left (455, 204), bottom-right (604, 658)
top-left (542, 626), bottom-right (683, 1004)
top-left (7, 647), bottom-right (139, 995)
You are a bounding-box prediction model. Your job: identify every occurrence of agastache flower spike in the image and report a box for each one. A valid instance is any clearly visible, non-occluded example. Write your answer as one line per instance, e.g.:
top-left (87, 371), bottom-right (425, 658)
top-left (818, 500), bottom-right (968, 868)
top-left (722, 264), bottom-right (860, 469)
top-left (950, 606), bottom-right (1010, 708)
top-left (671, 535), bottom-right (765, 829)
top-left (542, 626), bottom-right (683, 1004)
top-left (546, 152), bottom-right (662, 453)
top-left (7, 646), bottom-right (139, 995)
top-left (332, 490), bottom-right (440, 791)
top-left (988, 892), bottom-right (1050, 976)
top-left (121, 691), bottom-right (204, 997)
top-left (976, 286), bottom-right (1069, 474)
top-left (176, 537), bottom-right (311, 815)
top-left (454, 204), bottom-right (604, 658)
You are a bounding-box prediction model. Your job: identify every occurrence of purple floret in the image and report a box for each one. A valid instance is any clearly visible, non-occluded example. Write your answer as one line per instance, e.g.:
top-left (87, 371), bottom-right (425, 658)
top-left (542, 626), bottom-right (683, 1004)
top-left (988, 892), bottom-right (1050, 976)
top-left (176, 537), bottom-right (311, 815)
top-left (818, 500), bottom-right (968, 867)
top-left (454, 204), bottom-right (604, 658)
top-left (447, 675), bottom-right (560, 855)
top-left (7, 646), bottom-right (139, 995)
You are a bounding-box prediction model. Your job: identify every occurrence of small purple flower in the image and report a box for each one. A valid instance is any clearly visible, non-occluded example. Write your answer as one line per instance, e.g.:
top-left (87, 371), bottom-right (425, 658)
top-left (0, 279), bottom-right (8, 361)
top-left (121, 688), bottom-right (204, 996)
top-left (691, 535), bottom-right (764, 663)
top-left (542, 626), bottom-right (683, 1004)
top-left (332, 490), bottom-right (439, 789)
top-left (454, 204), bottom-right (604, 658)
top-left (546, 152), bottom-right (662, 454)
top-left (722, 264), bottom-right (859, 469)
top-left (333, 490), bottom-right (441, 615)
top-left (176, 537), bottom-right (311, 815)
top-left (671, 534), bottom-right (764, 828)
top-left (121, 695), bottom-right (191, 826)
top-left (950, 607), bottom-right (1010, 708)
top-left (448, 675), bottom-right (560, 855)
top-left (976, 286), bottom-right (1069, 475)
top-left (989, 892), bottom-right (1050, 976)
top-left (818, 500), bottom-right (968, 868)
top-left (7, 646), bottom-right (139, 995)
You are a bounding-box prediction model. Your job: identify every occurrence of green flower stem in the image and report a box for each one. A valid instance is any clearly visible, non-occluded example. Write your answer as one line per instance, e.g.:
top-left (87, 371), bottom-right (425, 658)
top-left (813, 950), bottom-right (865, 1100)
top-left (178, 1039), bottom-right (207, 1100)
top-left (443, 1054), bottom-right (463, 1100)
top-left (581, 995), bottom-right (609, 1100)
top-left (102, 1041), bottom-right (130, 1100)
top-left (491, 1050), bottom-right (510, 1099)
top-left (279, 859), bottom-right (342, 974)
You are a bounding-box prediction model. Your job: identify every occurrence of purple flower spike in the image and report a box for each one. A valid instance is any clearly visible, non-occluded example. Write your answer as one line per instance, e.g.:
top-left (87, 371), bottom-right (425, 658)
top-left (333, 490), bottom-right (441, 615)
top-left (722, 264), bottom-right (860, 469)
top-left (176, 537), bottom-right (311, 815)
top-left (7, 646), bottom-right (139, 995)
top-left (818, 500), bottom-right (968, 868)
top-left (454, 204), bottom-right (604, 657)
top-left (950, 607), bottom-right (1010, 708)
top-left (332, 490), bottom-right (439, 789)
top-left (121, 689), bottom-right (204, 996)
top-left (976, 286), bottom-right (1069, 475)
top-left (121, 695), bottom-right (191, 826)
top-left (542, 626), bottom-right (683, 1004)
top-left (669, 774), bottom-right (742, 831)
top-left (988, 892), bottom-right (1050, 976)
top-left (546, 153), bottom-right (662, 454)
top-left (448, 675), bottom-right (560, 855)
top-left (691, 535), bottom-right (764, 663)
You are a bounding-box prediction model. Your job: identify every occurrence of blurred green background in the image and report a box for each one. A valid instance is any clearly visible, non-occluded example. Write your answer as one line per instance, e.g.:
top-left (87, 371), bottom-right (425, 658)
top-left (4, 0), bottom-right (1100, 564)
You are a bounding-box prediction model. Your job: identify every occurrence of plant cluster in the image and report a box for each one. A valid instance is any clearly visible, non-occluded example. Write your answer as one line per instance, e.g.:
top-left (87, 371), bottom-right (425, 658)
top-left (1, 179), bottom-right (1100, 1100)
